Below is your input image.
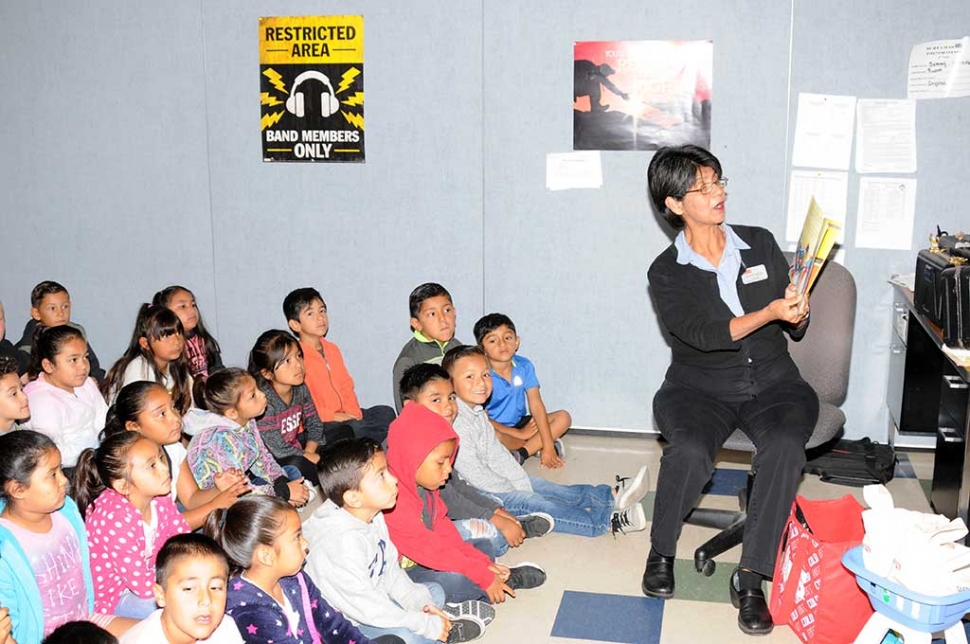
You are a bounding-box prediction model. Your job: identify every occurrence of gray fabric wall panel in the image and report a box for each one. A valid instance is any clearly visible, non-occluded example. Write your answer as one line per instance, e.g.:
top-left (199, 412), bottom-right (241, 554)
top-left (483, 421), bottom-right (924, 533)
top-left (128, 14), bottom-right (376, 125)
top-left (0, 1), bottom-right (216, 365)
top-left (1, 1), bottom-right (968, 436)
top-left (199, 1), bottom-right (484, 407)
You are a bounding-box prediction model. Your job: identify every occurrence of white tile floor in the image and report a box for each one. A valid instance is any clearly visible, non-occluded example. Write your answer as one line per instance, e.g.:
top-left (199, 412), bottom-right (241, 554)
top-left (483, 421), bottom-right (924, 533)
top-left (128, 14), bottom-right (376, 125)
top-left (475, 432), bottom-right (935, 644)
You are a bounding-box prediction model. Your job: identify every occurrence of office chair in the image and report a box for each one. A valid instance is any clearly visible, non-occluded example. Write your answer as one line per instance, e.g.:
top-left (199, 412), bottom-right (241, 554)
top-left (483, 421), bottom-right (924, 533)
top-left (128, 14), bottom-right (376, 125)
top-left (684, 256), bottom-right (857, 576)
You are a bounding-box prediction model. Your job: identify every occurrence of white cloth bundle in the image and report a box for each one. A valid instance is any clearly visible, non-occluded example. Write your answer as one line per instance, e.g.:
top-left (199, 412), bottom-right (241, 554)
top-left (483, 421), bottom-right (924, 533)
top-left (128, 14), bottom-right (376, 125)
top-left (860, 484), bottom-right (970, 595)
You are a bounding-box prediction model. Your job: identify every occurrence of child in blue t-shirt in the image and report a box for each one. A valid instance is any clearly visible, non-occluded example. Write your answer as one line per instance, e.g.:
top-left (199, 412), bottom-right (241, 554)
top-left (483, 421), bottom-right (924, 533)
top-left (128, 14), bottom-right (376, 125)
top-left (473, 314), bottom-right (571, 469)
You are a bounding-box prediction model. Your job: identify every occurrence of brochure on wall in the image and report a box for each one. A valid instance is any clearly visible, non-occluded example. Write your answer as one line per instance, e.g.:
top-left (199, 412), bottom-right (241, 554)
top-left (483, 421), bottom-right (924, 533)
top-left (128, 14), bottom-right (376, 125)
top-left (259, 15), bottom-right (365, 163)
top-left (791, 93), bottom-right (857, 170)
top-left (908, 37), bottom-right (970, 100)
top-left (855, 178), bottom-right (917, 250)
top-left (785, 170), bottom-right (848, 243)
top-left (546, 151), bottom-right (603, 191)
top-left (789, 197), bottom-right (843, 296)
top-left (855, 99), bottom-right (917, 174)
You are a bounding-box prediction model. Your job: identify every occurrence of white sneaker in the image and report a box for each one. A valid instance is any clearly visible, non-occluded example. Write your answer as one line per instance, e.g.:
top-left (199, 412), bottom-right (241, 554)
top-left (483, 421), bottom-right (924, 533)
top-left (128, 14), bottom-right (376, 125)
top-left (614, 465), bottom-right (650, 511)
top-left (611, 503), bottom-right (647, 535)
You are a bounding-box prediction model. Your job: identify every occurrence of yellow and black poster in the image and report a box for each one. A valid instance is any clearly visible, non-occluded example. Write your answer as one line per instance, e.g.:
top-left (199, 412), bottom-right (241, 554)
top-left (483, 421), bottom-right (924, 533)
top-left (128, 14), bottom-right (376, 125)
top-left (259, 15), bottom-right (364, 163)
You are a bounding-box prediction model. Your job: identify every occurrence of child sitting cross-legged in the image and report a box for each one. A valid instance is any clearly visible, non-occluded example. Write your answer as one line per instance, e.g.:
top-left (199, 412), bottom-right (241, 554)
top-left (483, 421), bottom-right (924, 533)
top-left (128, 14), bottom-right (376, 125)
top-left (443, 345), bottom-right (650, 538)
top-left (184, 368), bottom-right (309, 507)
top-left (401, 363), bottom-right (554, 554)
top-left (383, 403), bottom-right (546, 606)
top-left (473, 313), bottom-right (571, 468)
top-left (305, 438), bottom-right (491, 644)
top-left (205, 495), bottom-right (405, 644)
top-left (283, 288), bottom-right (395, 445)
top-left (119, 533), bottom-right (243, 644)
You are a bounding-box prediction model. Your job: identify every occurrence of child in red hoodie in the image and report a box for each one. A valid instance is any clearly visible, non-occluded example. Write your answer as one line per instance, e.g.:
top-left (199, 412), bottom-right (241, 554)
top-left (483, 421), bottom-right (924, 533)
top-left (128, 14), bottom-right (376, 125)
top-left (383, 403), bottom-right (545, 605)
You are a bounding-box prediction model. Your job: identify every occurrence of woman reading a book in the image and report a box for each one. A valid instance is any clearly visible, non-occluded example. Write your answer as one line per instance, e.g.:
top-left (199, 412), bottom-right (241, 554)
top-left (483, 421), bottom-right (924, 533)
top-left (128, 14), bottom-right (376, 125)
top-left (642, 144), bottom-right (817, 636)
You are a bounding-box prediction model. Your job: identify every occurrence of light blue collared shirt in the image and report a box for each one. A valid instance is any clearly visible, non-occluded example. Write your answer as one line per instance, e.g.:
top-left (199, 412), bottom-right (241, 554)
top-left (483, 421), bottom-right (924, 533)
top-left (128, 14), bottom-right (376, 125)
top-left (674, 224), bottom-right (751, 317)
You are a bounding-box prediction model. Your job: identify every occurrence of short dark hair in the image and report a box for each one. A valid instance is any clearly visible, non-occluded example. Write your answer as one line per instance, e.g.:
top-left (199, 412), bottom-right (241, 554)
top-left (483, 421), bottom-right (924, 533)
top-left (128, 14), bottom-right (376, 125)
top-left (408, 283), bottom-right (452, 319)
top-left (442, 344), bottom-right (485, 374)
top-left (155, 533), bottom-right (229, 587)
top-left (30, 281), bottom-right (68, 308)
top-left (646, 145), bottom-right (723, 230)
top-left (473, 313), bottom-right (516, 345)
top-left (42, 621), bottom-right (118, 644)
top-left (317, 438), bottom-right (384, 507)
top-left (282, 287), bottom-right (325, 323)
top-left (400, 363), bottom-right (451, 401)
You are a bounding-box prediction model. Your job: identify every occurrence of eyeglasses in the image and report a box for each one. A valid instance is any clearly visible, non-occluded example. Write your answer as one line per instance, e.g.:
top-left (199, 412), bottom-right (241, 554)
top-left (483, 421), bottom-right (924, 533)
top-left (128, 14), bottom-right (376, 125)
top-left (684, 177), bottom-right (729, 196)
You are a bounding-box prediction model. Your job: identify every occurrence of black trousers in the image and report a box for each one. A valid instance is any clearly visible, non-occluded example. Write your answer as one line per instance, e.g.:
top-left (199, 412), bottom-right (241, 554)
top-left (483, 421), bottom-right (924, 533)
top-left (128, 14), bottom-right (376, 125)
top-left (650, 378), bottom-right (819, 576)
top-left (322, 404), bottom-right (396, 447)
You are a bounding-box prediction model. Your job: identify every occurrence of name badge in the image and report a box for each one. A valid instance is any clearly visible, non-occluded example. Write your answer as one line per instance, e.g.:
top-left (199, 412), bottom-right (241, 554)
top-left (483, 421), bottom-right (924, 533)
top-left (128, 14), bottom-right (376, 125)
top-left (741, 264), bottom-right (768, 284)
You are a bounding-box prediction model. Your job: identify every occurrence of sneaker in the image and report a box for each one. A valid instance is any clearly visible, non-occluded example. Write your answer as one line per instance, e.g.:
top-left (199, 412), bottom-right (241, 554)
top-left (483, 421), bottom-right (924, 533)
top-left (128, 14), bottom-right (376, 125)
top-left (507, 562), bottom-right (547, 590)
top-left (443, 600), bottom-right (495, 627)
top-left (510, 449), bottom-right (526, 465)
top-left (614, 465), bottom-right (650, 511)
top-left (446, 613), bottom-right (486, 643)
top-left (536, 439), bottom-right (566, 460)
top-left (518, 512), bottom-right (555, 539)
top-left (611, 503), bottom-right (647, 536)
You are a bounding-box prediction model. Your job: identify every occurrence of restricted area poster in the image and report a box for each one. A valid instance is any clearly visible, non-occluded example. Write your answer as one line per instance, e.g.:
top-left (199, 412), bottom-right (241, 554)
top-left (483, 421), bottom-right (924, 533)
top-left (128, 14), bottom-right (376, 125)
top-left (259, 15), bottom-right (364, 163)
top-left (573, 40), bottom-right (712, 151)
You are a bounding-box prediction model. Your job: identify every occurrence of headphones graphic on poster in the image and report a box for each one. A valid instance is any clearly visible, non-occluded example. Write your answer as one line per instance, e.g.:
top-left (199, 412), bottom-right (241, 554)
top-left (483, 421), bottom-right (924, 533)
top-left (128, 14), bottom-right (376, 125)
top-left (285, 71), bottom-right (341, 118)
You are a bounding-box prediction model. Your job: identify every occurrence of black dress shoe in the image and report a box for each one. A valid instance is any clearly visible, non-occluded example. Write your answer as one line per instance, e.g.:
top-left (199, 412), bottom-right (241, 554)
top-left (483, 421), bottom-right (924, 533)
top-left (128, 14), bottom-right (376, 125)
top-left (641, 549), bottom-right (675, 599)
top-left (730, 568), bottom-right (774, 635)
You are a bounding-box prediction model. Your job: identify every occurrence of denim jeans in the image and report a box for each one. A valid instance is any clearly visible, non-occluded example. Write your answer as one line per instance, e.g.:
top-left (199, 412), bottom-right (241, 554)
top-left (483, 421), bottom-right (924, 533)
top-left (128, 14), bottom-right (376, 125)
top-left (404, 538), bottom-right (495, 603)
top-left (356, 583), bottom-right (445, 644)
top-left (114, 589), bottom-right (158, 619)
top-left (453, 518), bottom-right (510, 557)
top-left (492, 476), bottom-right (614, 538)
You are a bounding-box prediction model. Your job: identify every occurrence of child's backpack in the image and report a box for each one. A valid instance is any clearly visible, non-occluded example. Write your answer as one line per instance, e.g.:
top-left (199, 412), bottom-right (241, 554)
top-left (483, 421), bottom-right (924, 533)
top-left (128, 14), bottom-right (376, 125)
top-left (804, 437), bottom-right (898, 487)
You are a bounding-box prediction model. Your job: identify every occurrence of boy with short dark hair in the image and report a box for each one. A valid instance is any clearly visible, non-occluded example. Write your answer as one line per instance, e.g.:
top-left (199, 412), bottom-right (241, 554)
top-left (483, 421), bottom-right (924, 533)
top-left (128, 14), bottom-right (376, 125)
top-left (283, 287), bottom-right (395, 445)
top-left (15, 281), bottom-right (106, 382)
top-left (391, 283), bottom-right (463, 412)
top-left (382, 403), bottom-right (546, 606)
top-left (443, 345), bottom-right (650, 538)
top-left (0, 355), bottom-right (29, 434)
top-left (473, 313), bottom-right (571, 468)
top-left (400, 363), bottom-right (553, 552)
top-left (119, 533), bottom-right (242, 643)
top-left (305, 438), bottom-right (489, 644)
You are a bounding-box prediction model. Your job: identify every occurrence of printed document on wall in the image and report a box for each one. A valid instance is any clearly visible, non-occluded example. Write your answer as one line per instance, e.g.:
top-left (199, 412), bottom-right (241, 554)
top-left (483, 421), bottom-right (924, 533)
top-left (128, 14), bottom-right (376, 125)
top-left (786, 170), bottom-right (848, 243)
top-left (546, 151), bottom-right (603, 191)
top-left (791, 93), bottom-right (856, 170)
top-left (908, 37), bottom-right (970, 99)
top-left (855, 99), bottom-right (917, 174)
top-left (855, 178), bottom-right (917, 250)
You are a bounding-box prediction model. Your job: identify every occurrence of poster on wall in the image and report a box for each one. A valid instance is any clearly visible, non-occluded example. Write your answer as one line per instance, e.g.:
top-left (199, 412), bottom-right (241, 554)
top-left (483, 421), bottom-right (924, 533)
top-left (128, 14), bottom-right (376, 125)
top-left (259, 15), bottom-right (364, 163)
top-left (573, 40), bottom-right (712, 151)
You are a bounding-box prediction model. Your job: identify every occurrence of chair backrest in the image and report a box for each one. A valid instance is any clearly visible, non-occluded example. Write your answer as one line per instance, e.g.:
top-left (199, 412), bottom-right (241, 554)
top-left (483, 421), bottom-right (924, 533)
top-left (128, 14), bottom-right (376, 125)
top-left (783, 254), bottom-right (857, 406)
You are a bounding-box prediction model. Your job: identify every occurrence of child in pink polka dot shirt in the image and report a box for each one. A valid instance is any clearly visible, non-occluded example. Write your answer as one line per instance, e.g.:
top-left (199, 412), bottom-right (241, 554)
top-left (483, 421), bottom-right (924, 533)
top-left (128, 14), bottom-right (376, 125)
top-left (73, 431), bottom-right (190, 619)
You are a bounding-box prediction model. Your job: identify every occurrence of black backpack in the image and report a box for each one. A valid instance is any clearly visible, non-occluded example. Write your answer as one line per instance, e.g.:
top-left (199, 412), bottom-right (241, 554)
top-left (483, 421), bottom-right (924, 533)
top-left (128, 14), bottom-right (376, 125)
top-left (804, 437), bottom-right (898, 487)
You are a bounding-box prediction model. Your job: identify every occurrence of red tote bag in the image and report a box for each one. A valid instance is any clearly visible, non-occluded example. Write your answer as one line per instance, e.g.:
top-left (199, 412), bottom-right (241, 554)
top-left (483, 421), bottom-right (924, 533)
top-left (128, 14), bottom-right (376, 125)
top-left (769, 495), bottom-right (872, 643)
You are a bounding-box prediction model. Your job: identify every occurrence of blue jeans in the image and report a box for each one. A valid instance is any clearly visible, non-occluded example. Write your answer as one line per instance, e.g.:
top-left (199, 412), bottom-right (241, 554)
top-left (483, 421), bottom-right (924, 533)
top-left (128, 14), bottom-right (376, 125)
top-left (114, 589), bottom-right (158, 619)
top-left (404, 538), bottom-right (495, 603)
top-left (356, 583), bottom-right (445, 644)
top-left (453, 518), bottom-right (510, 557)
top-left (493, 476), bottom-right (614, 537)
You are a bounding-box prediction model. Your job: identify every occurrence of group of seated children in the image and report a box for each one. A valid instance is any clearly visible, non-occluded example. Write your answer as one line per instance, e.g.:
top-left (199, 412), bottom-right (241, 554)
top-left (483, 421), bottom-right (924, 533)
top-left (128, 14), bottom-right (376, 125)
top-left (0, 279), bottom-right (650, 644)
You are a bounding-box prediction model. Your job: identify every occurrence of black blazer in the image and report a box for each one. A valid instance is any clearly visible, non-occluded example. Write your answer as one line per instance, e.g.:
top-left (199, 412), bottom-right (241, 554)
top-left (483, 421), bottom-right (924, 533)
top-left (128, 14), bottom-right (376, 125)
top-left (648, 225), bottom-right (804, 400)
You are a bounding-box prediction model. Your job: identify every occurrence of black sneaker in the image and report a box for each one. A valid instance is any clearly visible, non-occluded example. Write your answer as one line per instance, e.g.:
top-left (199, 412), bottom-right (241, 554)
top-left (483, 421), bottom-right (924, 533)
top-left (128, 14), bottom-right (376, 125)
top-left (507, 562), bottom-right (547, 590)
top-left (446, 614), bottom-right (486, 643)
top-left (518, 512), bottom-right (555, 538)
top-left (443, 600), bottom-right (495, 626)
top-left (510, 449), bottom-right (526, 465)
